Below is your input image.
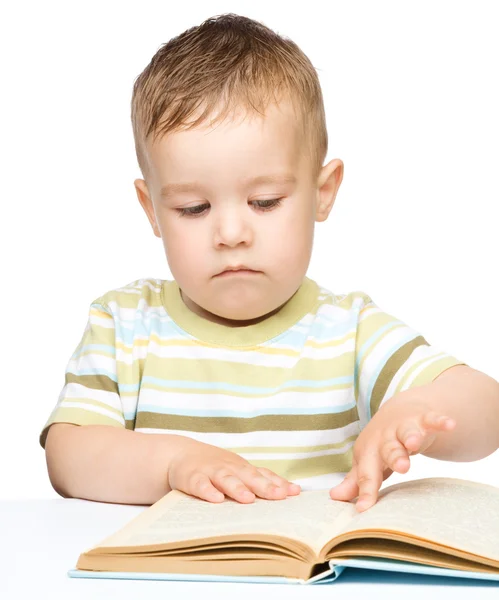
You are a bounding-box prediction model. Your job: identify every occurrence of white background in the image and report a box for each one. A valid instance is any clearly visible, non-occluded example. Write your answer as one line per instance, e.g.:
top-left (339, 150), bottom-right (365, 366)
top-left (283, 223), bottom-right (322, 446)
top-left (1, 0), bottom-right (498, 500)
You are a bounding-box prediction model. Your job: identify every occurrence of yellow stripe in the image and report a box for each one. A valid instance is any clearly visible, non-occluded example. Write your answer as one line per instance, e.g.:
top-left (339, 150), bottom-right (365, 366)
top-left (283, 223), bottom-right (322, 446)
top-left (246, 446), bottom-right (354, 480)
top-left (398, 356), bottom-right (467, 393)
top-left (395, 352), bottom-right (446, 394)
top-left (61, 397), bottom-right (123, 418)
top-left (115, 330), bottom-right (357, 355)
top-left (89, 307), bottom-right (113, 320)
top-left (228, 434), bottom-right (359, 454)
top-left (116, 353), bottom-right (354, 388)
top-left (139, 382), bottom-right (352, 398)
top-left (39, 410), bottom-right (125, 449)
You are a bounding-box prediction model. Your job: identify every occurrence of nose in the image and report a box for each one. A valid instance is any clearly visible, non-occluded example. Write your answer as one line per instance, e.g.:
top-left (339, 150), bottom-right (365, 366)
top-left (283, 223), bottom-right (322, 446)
top-left (213, 205), bottom-right (253, 248)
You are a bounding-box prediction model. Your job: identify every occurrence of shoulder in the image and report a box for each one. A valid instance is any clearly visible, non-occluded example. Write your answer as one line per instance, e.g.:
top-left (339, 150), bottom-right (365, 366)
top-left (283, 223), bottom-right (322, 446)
top-left (314, 280), bottom-right (374, 312)
top-left (89, 277), bottom-right (170, 316)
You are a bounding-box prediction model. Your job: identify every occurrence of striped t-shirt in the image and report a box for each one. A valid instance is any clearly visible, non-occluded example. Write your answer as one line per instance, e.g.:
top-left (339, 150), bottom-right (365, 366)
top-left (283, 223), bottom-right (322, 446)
top-left (39, 276), bottom-right (466, 490)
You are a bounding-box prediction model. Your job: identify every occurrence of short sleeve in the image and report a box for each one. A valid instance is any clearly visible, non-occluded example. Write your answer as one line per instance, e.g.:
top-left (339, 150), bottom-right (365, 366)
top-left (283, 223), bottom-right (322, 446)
top-left (355, 297), bottom-right (468, 428)
top-left (39, 302), bottom-right (125, 449)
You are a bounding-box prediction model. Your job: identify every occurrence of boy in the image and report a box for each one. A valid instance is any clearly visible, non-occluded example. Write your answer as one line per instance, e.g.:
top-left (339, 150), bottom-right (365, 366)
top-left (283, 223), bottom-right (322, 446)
top-left (40, 13), bottom-right (499, 513)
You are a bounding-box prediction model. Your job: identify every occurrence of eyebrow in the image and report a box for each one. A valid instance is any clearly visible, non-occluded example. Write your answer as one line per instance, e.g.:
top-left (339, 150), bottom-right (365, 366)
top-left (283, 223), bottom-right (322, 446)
top-left (160, 174), bottom-right (297, 198)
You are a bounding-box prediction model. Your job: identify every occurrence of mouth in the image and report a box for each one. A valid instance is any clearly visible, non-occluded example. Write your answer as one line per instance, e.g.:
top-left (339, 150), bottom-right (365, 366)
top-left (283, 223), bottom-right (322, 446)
top-left (216, 267), bottom-right (261, 277)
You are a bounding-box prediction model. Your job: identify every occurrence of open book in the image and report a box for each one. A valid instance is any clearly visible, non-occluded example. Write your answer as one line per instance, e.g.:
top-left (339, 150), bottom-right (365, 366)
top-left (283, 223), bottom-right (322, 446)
top-left (69, 477), bottom-right (499, 584)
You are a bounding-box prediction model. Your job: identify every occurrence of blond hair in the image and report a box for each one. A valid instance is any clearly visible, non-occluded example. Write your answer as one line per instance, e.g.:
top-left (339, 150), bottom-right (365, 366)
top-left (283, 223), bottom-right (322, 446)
top-left (131, 13), bottom-right (328, 182)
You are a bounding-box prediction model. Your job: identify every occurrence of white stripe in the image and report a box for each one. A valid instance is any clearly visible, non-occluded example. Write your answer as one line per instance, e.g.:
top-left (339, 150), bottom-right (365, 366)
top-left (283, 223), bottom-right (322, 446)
top-left (62, 382), bottom-right (121, 409)
top-left (56, 400), bottom-right (125, 425)
top-left (135, 420), bottom-right (360, 447)
top-left (291, 472), bottom-right (348, 491)
top-left (61, 382), bottom-right (138, 416)
top-left (136, 387), bottom-right (355, 412)
top-left (89, 313), bottom-right (115, 329)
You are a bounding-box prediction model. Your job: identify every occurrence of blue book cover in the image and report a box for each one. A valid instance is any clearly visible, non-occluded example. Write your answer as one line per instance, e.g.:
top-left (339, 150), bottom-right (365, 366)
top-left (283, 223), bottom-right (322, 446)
top-left (67, 558), bottom-right (499, 585)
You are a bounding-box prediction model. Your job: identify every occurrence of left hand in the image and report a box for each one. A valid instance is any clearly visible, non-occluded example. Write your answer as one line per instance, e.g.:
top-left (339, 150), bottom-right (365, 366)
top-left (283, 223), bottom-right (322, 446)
top-left (329, 391), bottom-right (456, 512)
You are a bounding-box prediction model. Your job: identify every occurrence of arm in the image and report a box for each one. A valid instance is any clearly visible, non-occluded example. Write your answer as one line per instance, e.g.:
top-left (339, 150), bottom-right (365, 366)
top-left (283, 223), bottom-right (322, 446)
top-left (419, 365), bottom-right (499, 461)
top-left (44, 423), bottom-right (189, 505)
top-left (330, 365), bottom-right (499, 511)
top-left (45, 424), bottom-right (300, 506)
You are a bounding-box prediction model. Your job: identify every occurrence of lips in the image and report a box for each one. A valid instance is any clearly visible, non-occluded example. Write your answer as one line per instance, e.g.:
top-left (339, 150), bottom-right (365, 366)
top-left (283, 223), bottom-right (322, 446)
top-left (225, 268), bottom-right (252, 272)
top-left (217, 267), bottom-right (259, 276)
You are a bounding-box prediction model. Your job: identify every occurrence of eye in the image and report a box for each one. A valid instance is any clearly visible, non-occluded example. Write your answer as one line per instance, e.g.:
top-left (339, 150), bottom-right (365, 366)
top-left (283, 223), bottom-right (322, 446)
top-left (253, 198), bottom-right (283, 211)
top-left (176, 203), bottom-right (209, 217)
top-left (175, 198), bottom-right (284, 218)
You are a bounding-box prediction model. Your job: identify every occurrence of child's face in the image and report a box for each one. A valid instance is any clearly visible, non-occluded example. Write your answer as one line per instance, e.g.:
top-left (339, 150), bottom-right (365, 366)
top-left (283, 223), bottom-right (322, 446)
top-left (135, 100), bottom-right (343, 327)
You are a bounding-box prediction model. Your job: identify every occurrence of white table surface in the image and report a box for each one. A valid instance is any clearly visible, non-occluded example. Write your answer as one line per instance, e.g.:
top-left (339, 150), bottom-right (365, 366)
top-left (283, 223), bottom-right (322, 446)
top-left (2, 498), bottom-right (499, 600)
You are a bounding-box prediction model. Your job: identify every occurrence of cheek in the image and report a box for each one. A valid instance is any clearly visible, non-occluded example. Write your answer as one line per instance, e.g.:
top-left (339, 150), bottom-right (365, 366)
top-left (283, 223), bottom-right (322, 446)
top-left (161, 219), bottom-right (206, 267)
top-left (271, 202), bottom-right (314, 250)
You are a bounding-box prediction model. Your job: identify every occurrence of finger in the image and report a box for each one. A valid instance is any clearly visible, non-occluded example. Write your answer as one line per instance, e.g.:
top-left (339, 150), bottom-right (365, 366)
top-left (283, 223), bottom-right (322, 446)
top-left (236, 466), bottom-right (288, 500)
top-left (380, 438), bottom-right (411, 474)
top-left (355, 449), bottom-right (384, 512)
top-left (212, 471), bottom-right (257, 503)
top-left (256, 467), bottom-right (301, 495)
top-left (188, 473), bottom-right (225, 503)
top-left (329, 464), bottom-right (360, 501)
top-left (398, 413), bottom-right (455, 453)
top-left (397, 421), bottom-right (425, 453)
top-left (423, 412), bottom-right (456, 431)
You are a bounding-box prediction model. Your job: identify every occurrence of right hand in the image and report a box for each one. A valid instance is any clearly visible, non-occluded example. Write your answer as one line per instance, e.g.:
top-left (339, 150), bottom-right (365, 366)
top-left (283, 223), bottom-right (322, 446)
top-left (168, 438), bottom-right (301, 503)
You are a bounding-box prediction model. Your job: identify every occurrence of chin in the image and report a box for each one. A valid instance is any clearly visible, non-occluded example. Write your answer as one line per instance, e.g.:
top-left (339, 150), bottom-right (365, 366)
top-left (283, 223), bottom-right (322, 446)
top-left (213, 307), bottom-right (263, 321)
top-left (210, 297), bottom-right (276, 322)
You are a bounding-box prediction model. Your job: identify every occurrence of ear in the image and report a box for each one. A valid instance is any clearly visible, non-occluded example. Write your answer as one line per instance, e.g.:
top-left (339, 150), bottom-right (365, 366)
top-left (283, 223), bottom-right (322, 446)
top-left (315, 159), bottom-right (344, 222)
top-left (134, 179), bottom-right (161, 238)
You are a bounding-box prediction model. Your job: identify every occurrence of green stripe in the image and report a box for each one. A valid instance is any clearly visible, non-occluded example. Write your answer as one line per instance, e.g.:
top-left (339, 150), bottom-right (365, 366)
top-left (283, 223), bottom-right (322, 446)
top-left (370, 336), bottom-right (429, 416)
top-left (135, 407), bottom-right (359, 433)
top-left (65, 373), bottom-right (119, 393)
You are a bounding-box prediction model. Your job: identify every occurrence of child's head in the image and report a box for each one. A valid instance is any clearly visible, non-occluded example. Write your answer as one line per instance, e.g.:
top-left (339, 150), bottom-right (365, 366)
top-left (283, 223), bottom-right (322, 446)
top-left (131, 13), bottom-right (343, 327)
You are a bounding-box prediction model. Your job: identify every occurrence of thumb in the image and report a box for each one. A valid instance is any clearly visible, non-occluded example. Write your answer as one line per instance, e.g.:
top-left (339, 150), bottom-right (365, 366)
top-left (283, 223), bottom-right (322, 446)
top-left (329, 466), bottom-right (359, 501)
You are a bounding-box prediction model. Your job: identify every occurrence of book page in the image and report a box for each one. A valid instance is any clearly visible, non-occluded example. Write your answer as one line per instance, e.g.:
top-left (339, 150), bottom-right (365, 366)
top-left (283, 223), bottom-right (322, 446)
top-left (92, 489), bottom-right (358, 556)
top-left (331, 477), bottom-right (499, 561)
